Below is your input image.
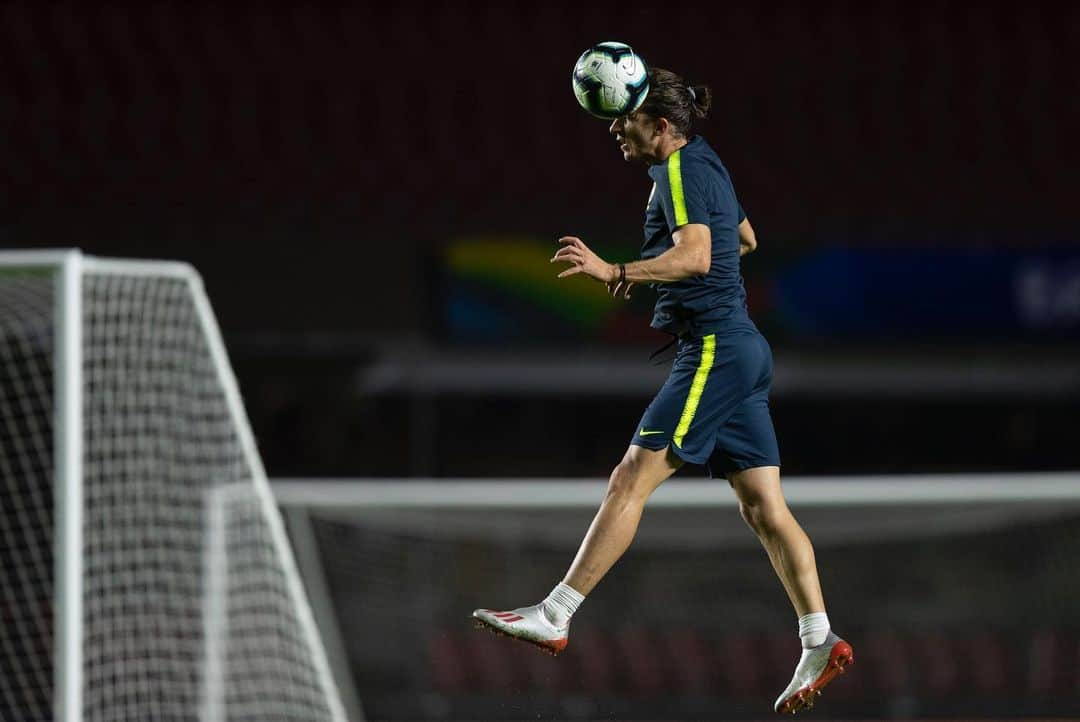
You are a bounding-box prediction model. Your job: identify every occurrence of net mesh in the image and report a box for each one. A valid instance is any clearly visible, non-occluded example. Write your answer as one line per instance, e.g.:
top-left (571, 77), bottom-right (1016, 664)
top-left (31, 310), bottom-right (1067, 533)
top-left (0, 269), bottom-right (56, 721)
top-left (295, 487), bottom-right (1080, 720)
top-left (0, 260), bottom-right (341, 722)
top-left (217, 487), bottom-right (340, 720)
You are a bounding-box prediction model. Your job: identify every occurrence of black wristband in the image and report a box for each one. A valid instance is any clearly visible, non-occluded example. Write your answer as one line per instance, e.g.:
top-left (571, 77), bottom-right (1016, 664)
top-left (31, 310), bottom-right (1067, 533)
top-left (618, 263), bottom-right (626, 285)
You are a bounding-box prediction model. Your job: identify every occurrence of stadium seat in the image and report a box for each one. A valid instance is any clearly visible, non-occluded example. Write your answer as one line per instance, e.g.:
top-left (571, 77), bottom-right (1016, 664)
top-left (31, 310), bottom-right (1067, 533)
top-left (465, 628), bottom-right (526, 692)
top-left (662, 627), bottom-right (717, 693)
top-left (968, 631), bottom-right (1009, 694)
top-left (428, 631), bottom-right (467, 694)
top-left (567, 627), bottom-right (618, 694)
top-left (613, 626), bottom-right (669, 697)
top-left (911, 631), bottom-right (963, 697)
top-left (715, 632), bottom-right (767, 699)
top-left (861, 629), bottom-right (911, 698)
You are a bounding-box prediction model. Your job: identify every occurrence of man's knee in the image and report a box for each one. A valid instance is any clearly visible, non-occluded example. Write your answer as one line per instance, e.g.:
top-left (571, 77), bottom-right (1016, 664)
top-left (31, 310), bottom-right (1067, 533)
top-left (729, 467), bottom-right (788, 535)
top-left (605, 447), bottom-right (674, 502)
top-left (606, 458), bottom-right (645, 501)
top-left (738, 497), bottom-right (788, 537)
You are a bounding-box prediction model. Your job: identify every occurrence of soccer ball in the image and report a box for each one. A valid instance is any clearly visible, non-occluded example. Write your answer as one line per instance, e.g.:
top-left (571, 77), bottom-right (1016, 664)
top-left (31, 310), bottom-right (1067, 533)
top-left (571, 42), bottom-right (650, 119)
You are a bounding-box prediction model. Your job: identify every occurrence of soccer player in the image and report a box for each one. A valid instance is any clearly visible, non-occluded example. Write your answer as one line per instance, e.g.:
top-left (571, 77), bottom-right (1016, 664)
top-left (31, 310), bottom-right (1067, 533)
top-left (472, 68), bottom-right (853, 715)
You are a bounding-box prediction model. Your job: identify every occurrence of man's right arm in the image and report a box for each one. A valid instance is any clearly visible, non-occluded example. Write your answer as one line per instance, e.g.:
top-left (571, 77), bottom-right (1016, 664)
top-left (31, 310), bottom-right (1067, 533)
top-left (739, 217), bottom-right (757, 256)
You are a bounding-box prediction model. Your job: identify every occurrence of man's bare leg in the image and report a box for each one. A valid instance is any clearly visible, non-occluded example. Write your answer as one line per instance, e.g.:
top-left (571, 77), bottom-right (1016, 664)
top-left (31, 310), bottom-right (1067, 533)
top-left (472, 444), bottom-right (680, 652)
top-left (563, 444), bottom-right (683, 595)
top-left (728, 465), bottom-right (853, 714)
top-left (727, 465), bottom-right (824, 616)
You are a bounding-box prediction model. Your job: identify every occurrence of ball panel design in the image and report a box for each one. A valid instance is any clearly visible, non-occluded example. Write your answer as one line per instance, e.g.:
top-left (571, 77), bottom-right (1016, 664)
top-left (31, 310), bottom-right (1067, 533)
top-left (571, 42), bottom-right (650, 120)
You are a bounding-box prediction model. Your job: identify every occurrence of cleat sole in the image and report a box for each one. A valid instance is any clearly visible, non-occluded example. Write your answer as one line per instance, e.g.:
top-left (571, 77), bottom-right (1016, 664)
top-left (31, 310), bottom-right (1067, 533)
top-left (471, 616), bottom-right (567, 656)
top-left (776, 640), bottom-right (854, 715)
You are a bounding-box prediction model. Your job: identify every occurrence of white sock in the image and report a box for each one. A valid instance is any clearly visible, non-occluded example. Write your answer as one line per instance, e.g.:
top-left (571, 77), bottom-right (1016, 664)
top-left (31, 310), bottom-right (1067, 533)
top-left (541, 582), bottom-right (584, 628)
top-left (798, 612), bottom-right (830, 649)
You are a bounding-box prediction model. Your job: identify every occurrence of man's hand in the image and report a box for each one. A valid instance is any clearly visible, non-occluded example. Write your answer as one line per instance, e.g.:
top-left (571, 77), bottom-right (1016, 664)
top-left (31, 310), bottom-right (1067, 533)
top-left (551, 236), bottom-right (617, 283)
top-left (738, 217), bottom-right (757, 256)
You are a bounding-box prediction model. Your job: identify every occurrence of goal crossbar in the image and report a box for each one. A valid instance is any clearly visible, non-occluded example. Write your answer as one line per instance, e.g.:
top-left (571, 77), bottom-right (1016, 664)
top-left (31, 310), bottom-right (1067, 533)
top-left (272, 472), bottom-right (1080, 509)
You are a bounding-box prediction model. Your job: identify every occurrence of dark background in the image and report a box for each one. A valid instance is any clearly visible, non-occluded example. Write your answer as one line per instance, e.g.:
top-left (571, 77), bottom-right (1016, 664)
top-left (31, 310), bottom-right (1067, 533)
top-left (3, 3), bottom-right (1080, 720)
top-left (4, 0), bottom-right (1078, 479)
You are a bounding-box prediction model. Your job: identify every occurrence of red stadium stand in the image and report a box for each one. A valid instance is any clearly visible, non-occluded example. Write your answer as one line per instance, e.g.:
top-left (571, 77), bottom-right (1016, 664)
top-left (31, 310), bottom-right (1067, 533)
top-left (911, 631), bottom-right (963, 698)
top-left (613, 625), bottom-right (668, 697)
top-left (662, 627), bottom-right (717, 694)
top-left (428, 631), bottom-right (468, 694)
top-left (861, 629), bottom-right (912, 698)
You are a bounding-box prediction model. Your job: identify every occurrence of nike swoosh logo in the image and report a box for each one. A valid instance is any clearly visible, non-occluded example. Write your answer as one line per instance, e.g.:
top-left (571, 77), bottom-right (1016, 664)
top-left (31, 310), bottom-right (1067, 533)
top-left (638, 429), bottom-right (665, 436)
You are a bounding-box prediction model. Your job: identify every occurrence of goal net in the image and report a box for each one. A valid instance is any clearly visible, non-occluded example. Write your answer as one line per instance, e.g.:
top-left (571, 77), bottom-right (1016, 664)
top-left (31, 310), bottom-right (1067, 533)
top-left (274, 475), bottom-right (1080, 720)
top-left (0, 251), bottom-right (347, 722)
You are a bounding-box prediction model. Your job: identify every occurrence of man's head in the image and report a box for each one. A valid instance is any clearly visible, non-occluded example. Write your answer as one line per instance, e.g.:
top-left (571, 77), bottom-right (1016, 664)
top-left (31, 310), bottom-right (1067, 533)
top-left (608, 68), bottom-right (712, 164)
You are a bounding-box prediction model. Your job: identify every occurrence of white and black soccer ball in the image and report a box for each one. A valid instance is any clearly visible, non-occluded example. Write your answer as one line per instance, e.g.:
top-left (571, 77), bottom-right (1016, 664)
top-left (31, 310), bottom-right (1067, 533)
top-left (571, 42), bottom-right (649, 119)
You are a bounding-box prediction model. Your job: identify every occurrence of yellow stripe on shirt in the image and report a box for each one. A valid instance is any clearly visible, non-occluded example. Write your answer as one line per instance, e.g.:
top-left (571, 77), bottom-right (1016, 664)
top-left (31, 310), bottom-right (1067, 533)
top-left (667, 149), bottom-right (688, 227)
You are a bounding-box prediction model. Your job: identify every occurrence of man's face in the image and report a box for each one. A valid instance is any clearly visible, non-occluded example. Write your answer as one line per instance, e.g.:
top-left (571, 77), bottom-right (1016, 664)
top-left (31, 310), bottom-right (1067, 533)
top-left (609, 111), bottom-right (658, 163)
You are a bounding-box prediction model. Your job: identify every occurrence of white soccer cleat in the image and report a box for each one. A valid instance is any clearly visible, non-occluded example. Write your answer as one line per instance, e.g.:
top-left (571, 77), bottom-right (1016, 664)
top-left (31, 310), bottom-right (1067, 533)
top-left (471, 604), bottom-right (569, 655)
top-left (773, 631), bottom-right (854, 714)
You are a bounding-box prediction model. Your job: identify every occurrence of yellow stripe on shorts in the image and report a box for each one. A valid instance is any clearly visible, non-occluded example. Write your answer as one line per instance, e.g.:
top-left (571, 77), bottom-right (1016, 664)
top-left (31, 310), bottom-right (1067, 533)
top-left (667, 149), bottom-right (688, 227)
top-left (673, 333), bottom-right (715, 449)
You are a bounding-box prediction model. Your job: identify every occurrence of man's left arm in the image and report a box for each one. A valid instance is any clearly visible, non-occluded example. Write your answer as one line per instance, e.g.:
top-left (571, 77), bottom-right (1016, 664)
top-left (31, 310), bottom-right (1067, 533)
top-left (621, 224), bottom-right (710, 282)
top-left (550, 225), bottom-right (710, 298)
top-left (551, 155), bottom-right (715, 295)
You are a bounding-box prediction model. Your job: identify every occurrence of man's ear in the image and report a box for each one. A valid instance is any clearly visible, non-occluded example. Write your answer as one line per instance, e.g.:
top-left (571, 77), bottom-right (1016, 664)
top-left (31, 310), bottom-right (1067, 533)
top-left (653, 116), bottom-right (670, 138)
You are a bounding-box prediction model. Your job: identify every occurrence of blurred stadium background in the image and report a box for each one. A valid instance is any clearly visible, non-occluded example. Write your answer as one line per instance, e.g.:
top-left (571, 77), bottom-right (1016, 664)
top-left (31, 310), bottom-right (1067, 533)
top-left (2, 1), bottom-right (1079, 720)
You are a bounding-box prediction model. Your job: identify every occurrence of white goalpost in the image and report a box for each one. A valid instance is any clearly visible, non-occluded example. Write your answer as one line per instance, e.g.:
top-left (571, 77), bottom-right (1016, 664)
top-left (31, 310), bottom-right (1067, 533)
top-left (269, 473), bottom-right (1080, 719)
top-left (4, 248), bottom-right (1076, 720)
top-left (271, 473), bottom-right (1080, 551)
top-left (0, 250), bottom-right (351, 722)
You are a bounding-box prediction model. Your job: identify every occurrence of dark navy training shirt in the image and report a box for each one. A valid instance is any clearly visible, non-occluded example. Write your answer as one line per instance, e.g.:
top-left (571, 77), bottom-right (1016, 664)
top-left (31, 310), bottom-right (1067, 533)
top-left (642, 135), bottom-right (757, 337)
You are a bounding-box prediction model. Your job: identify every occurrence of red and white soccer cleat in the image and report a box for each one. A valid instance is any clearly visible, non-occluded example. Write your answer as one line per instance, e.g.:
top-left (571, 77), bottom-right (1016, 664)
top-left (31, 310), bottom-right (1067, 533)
top-left (774, 631), bottom-right (854, 714)
top-left (471, 604), bottom-right (569, 655)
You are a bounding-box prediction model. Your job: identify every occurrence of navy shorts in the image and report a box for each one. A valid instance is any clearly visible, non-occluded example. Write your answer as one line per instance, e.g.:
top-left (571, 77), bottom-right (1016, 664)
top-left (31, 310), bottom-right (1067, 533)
top-left (630, 331), bottom-right (781, 476)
